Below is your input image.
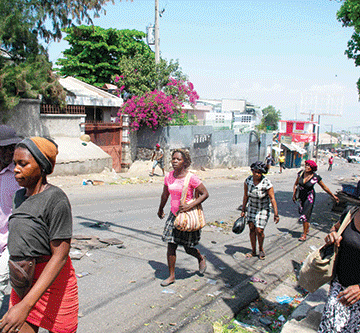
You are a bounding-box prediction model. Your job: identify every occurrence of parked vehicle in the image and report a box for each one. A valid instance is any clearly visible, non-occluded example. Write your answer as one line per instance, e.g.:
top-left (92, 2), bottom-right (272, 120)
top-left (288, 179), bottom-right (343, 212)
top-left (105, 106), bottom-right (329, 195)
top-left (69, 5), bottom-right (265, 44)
top-left (347, 154), bottom-right (360, 163)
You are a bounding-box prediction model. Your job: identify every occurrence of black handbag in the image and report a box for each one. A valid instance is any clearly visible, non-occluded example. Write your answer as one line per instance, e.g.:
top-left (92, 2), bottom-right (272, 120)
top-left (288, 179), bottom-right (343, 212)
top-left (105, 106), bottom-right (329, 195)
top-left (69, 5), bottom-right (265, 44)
top-left (232, 216), bottom-right (246, 234)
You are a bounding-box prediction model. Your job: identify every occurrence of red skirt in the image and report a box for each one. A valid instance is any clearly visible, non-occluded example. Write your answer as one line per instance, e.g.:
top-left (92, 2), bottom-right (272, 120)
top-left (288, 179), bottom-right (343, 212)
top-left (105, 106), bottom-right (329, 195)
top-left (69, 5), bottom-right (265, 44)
top-left (10, 257), bottom-right (78, 333)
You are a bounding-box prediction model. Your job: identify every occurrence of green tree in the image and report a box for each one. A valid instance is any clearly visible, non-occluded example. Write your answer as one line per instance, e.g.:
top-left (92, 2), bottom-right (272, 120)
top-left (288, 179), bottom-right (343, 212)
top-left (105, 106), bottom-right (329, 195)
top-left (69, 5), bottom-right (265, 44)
top-left (337, 0), bottom-right (360, 95)
top-left (258, 105), bottom-right (281, 131)
top-left (56, 26), bottom-right (153, 87)
top-left (0, 0), bottom-right (116, 113)
top-left (57, 26), bottom-right (187, 96)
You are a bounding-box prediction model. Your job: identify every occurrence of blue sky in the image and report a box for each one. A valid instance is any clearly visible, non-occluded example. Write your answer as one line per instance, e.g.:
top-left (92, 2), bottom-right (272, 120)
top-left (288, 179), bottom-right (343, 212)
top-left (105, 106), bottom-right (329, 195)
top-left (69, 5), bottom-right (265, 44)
top-left (47, 0), bottom-right (360, 132)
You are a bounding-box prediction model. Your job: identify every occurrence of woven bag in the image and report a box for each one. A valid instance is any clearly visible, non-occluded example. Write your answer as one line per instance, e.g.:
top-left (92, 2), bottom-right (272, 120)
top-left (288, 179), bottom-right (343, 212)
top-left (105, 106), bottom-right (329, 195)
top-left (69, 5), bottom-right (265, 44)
top-left (174, 172), bottom-right (206, 232)
top-left (298, 208), bottom-right (354, 293)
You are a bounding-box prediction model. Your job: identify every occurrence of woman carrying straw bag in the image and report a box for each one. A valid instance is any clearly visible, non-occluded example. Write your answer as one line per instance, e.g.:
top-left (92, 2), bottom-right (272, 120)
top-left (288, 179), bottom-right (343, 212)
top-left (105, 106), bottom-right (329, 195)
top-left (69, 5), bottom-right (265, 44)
top-left (157, 149), bottom-right (209, 287)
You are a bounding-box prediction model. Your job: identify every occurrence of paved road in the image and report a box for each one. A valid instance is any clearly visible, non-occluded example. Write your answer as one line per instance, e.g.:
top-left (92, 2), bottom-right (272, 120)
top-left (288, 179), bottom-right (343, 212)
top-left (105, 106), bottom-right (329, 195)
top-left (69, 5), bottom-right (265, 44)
top-left (59, 161), bottom-right (354, 332)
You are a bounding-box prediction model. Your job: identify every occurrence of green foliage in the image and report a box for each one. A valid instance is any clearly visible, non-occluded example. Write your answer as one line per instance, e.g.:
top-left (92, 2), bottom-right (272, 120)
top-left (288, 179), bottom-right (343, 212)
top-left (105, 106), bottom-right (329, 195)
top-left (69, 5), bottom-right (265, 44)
top-left (0, 0), bottom-right (114, 112)
top-left (56, 26), bottom-right (153, 87)
top-left (57, 26), bottom-right (187, 95)
top-left (169, 113), bottom-right (199, 126)
top-left (258, 105), bottom-right (281, 131)
top-left (116, 55), bottom-right (186, 99)
top-left (0, 54), bottom-right (66, 113)
top-left (337, 0), bottom-right (360, 95)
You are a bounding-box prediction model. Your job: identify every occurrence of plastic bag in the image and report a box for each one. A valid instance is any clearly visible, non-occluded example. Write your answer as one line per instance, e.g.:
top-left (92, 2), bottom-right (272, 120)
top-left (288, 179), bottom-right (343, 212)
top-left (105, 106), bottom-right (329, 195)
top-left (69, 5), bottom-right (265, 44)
top-left (232, 216), bottom-right (246, 234)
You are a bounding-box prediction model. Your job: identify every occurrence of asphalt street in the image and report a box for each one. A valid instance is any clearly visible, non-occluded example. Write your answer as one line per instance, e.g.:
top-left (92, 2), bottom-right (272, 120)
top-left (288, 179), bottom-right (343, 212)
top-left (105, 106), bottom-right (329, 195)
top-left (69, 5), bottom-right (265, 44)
top-left (46, 160), bottom-right (360, 332)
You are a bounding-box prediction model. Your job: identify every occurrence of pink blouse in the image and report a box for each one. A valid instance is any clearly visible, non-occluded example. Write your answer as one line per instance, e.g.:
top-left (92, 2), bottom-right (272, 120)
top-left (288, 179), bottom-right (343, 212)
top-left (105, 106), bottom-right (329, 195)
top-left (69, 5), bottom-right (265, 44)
top-left (164, 171), bottom-right (202, 215)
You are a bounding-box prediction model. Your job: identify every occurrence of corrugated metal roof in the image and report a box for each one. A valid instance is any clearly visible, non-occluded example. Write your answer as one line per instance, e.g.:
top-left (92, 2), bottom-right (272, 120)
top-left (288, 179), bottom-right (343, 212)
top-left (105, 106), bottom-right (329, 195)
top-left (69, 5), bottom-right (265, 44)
top-left (59, 77), bottom-right (123, 107)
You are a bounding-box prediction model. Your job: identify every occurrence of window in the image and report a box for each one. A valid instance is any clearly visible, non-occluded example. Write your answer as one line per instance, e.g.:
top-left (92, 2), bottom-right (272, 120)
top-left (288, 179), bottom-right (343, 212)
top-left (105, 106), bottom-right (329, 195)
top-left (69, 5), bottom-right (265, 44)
top-left (241, 115), bottom-right (252, 123)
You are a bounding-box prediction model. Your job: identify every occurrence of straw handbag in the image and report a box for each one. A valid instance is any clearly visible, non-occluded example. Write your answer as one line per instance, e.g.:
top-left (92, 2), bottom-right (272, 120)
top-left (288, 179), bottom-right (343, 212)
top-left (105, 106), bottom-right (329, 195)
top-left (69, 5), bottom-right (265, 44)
top-left (298, 208), bottom-right (355, 293)
top-left (174, 172), bottom-right (206, 232)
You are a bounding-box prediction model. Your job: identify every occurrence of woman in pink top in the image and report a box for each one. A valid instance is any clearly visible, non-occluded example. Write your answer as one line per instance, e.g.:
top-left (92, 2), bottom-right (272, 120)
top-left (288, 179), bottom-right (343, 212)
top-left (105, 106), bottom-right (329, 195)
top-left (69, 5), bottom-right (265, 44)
top-left (157, 149), bottom-right (209, 287)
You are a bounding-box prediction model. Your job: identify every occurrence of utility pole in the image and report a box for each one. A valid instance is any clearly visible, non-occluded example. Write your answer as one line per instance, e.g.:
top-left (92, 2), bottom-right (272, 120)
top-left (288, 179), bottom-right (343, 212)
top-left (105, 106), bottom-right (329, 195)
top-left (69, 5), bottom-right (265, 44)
top-left (155, 0), bottom-right (160, 64)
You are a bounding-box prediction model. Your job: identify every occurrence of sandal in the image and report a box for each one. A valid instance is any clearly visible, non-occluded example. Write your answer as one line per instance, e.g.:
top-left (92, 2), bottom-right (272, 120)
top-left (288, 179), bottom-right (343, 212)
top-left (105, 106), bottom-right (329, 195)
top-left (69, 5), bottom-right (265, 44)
top-left (199, 255), bottom-right (207, 275)
top-left (299, 234), bottom-right (307, 241)
top-left (245, 252), bottom-right (256, 258)
top-left (259, 251), bottom-right (266, 260)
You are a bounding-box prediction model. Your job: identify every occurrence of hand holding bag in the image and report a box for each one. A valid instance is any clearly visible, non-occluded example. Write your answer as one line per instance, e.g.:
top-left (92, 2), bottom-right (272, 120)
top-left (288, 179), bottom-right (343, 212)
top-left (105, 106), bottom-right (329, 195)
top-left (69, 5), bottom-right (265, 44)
top-left (232, 216), bottom-right (246, 234)
top-left (174, 172), bottom-right (206, 232)
top-left (298, 208), bottom-right (355, 293)
top-left (9, 258), bottom-right (36, 299)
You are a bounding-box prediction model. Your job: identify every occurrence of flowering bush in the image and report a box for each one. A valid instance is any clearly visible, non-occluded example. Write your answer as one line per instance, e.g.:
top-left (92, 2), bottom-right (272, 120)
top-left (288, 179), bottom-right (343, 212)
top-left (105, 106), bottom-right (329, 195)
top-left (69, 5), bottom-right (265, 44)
top-left (118, 78), bottom-right (199, 131)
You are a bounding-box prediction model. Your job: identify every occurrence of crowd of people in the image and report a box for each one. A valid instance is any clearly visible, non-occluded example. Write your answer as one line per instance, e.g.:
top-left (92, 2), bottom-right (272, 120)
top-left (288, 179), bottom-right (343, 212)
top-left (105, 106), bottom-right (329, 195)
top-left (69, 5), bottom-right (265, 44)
top-left (0, 124), bottom-right (359, 332)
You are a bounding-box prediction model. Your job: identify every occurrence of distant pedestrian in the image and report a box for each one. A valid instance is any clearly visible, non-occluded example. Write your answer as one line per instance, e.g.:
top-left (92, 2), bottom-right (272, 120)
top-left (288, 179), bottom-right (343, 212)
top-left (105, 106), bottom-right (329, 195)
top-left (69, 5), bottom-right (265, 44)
top-left (328, 155), bottom-right (334, 171)
top-left (0, 137), bottom-right (78, 333)
top-left (151, 143), bottom-right (165, 176)
top-left (0, 126), bottom-right (22, 309)
top-left (279, 152), bottom-right (285, 174)
top-left (292, 160), bottom-right (339, 241)
top-left (265, 153), bottom-right (274, 170)
top-left (240, 161), bottom-right (279, 260)
top-left (157, 149), bottom-right (209, 286)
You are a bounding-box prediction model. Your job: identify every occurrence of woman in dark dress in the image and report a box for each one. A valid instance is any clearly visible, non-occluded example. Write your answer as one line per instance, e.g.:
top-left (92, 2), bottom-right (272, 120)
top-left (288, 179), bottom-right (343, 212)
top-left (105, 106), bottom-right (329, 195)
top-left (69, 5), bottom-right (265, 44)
top-left (318, 206), bottom-right (360, 332)
top-left (292, 160), bottom-right (339, 241)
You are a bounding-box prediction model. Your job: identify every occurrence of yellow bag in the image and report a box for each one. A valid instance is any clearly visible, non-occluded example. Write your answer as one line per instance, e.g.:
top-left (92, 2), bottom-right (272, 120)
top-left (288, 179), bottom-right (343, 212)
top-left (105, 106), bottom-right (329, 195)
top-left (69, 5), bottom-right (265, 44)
top-left (174, 172), bottom-right (206, 232)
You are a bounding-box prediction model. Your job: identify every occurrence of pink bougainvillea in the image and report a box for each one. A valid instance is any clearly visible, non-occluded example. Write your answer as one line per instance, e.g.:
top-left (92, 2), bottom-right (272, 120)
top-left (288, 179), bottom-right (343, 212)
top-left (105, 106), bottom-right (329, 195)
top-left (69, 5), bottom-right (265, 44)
top-left (118, 78), bottom-right (199, 131)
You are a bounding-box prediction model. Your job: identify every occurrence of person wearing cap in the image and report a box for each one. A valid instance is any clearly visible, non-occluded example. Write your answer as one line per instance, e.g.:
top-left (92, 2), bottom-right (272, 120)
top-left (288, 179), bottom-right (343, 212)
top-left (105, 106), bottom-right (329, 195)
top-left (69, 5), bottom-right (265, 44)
top-left (0, 137), bottom-right (78, 333)
top-left (150, 143), bottom-right (165, 177)
top-left (292, 159), bottom-right (339, 241)
top-left (0, 125), bottom-right (22, 309)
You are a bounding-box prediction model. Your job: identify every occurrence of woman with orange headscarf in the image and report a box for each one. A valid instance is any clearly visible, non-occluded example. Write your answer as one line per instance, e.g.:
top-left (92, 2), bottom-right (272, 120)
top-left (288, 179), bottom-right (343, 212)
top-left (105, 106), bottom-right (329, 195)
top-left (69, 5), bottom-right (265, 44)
top-left (0, 137), bottom-right (78, 333)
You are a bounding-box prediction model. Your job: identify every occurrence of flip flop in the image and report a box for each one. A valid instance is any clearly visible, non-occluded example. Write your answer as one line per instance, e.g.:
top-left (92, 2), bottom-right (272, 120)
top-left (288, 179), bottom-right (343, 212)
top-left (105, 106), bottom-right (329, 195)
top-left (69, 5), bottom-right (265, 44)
top-left (250, 277), bottom-right (267, 284)
top-left (245, 252), bottom-right (256, 258)
top-left (299, 235), bottom-right (307, 241)
top-left (259, 251), bottom-right (266, 260)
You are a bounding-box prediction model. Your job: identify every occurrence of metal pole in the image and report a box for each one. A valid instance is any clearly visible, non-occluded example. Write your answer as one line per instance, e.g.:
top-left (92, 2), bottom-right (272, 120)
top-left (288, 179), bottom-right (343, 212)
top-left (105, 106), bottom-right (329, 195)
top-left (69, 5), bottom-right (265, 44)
top-left (155, 0), bottom-right (160, 64)
top-left (315, 115), bottom-right (320, 163)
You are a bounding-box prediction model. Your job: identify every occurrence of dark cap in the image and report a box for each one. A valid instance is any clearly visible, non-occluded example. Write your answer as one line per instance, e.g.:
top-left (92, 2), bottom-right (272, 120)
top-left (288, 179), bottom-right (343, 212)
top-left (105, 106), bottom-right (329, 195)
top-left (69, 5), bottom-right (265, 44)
top-left (0, 125), bottom-right (22, 146)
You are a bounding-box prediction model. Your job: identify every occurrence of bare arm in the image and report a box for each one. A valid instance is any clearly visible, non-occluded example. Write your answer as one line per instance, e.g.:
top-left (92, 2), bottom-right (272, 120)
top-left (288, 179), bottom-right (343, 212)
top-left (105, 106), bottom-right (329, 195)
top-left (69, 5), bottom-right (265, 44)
top-left (241, 182), bottom-right (249, 217)
top-left (268, 187), bottom-right (279, 224)
top-left (158, 185), bottom-right (170, 218)
top-left (318, 180), bottom-right (339, 203)
top-left (0, 239), bottom-right (70, 333)
top-left (178, 183), bottom-right (209, 213)
top-left (292, 175), bottom-right (300, 202)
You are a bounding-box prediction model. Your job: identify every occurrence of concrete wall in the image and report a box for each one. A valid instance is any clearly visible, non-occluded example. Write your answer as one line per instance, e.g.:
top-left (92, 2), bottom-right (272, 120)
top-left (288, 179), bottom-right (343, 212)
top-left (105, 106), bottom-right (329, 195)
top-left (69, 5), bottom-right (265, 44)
top-left (1, 99), bottom-right (112, 176)
top-left (40, 114), bottom-right (85, 137)
top-left (3, 99), bottom-right (85, 138)
top-left (133, 126), bottom-right (272, 170)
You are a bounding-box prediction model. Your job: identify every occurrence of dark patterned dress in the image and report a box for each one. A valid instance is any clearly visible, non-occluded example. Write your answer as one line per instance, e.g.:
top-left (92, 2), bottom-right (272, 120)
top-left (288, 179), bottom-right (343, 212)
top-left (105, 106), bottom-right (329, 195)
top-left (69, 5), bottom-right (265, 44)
top-left (297, 171), bottom-right (322, 223)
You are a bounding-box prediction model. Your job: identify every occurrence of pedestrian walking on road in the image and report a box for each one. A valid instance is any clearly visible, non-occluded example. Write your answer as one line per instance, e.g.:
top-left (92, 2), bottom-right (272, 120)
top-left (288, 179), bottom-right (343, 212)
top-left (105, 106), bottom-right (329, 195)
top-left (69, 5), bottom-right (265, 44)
top-left (265, 153), bottom-right (274, 171)
top-left (150, 143), bottom-right (165, 177)
top-left (318, 206), bottom-right (360, 332)
top-left (279, 152), bottom-right (285, 174)
top-left (293, 160), bottom-right (339, 242)
top-left (157, 149), bottom-right (209, 287)
top-left (240, 161), bottom-right (279, 260)
top-left (328, 155), bottom-right (334, 171)
top-left (0, 126), bottom-right (22, 309)
top-left (0, 137), bottom-right (78, 333)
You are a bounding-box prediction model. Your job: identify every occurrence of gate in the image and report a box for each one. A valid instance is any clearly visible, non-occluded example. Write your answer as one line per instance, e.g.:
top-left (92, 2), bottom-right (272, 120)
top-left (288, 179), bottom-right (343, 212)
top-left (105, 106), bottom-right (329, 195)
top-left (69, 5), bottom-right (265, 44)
top-left (85, 118), bottom-right (129, 172)
top-left (248, 131), bottom-right (260, 165)
top-left (191, 134), bottom-right (212, 169)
